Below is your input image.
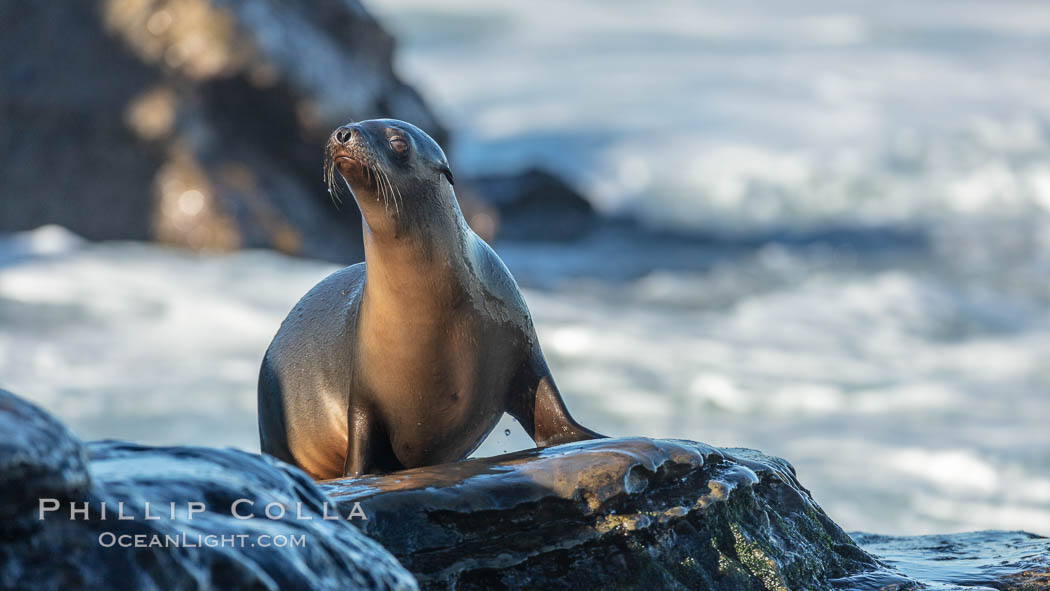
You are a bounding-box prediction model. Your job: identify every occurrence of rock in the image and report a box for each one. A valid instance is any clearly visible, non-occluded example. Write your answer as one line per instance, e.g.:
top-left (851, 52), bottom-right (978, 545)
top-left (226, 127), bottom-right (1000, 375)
top-left (0, 0), bottom-right (446, 262)
top-left (0, 387), bottom-right (90, 525)
top-left (465, 168), bottom-right (598, 242)
top-left (321, 437), bottom-right (880, 591)
top-left (0, 388), bottom-right (417, 591)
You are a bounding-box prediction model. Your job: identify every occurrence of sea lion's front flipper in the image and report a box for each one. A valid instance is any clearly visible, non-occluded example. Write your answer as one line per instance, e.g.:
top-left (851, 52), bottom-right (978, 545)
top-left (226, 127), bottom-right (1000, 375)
top-left (343, 401), bottom-right (405, 477)
top-left (343, 403), bottom-right (380, 477)
top-left (510, 360), bottom-right (605, 448)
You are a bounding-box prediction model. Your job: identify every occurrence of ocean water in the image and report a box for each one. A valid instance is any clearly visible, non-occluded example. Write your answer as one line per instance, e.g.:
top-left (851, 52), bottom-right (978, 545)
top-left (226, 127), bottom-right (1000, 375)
top-left (371, 0), bottom-right (1050, 238)
top-left (2, 0), bottom-right (1050, 540)
top-left (849, 530), bottom-right (1050, 590)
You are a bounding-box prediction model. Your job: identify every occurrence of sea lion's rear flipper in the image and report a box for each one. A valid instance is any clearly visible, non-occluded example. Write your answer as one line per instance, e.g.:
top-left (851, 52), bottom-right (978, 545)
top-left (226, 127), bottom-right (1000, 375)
top-left (509, 359), bottom-right (605, 448)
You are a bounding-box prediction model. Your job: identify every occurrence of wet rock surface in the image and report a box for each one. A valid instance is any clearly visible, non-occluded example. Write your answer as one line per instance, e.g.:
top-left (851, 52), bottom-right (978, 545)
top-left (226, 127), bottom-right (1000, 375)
top-left (322, 437), bottom-right (880, 591)
top-left (0, 0), bottom-right (445, 262)
top-left (0, 388), bottom-right (417, 591)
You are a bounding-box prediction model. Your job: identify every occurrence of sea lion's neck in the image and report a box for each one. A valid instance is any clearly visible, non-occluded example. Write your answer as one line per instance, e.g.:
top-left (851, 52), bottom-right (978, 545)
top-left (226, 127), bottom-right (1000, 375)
top-left (359, 199), bottom-right (472, 311)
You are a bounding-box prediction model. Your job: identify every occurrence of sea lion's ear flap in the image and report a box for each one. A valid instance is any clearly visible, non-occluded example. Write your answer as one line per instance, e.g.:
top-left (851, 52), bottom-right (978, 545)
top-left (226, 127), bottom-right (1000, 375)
top-left (440, 165), bottom-right (455, 186)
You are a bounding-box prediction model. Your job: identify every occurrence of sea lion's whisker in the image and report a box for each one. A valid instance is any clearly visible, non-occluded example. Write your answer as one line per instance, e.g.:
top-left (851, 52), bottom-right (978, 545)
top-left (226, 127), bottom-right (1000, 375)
top-left (380, 167), bottom-right (396, 218)
top-left (381, 168), bottom-right (398, 218)
top-left (375, 166), bottom-right (392, 214)
top-left (381, 167), bottom-right (401, 219)
top-left (380, 167), bottom-right (392, 212)
top-left (324, 143), bottom-right (341, 207)
top-left (381, 167), bottom-right (399, 218)
top-left (387, 168), bottom-right (404, 219)
top-left (325, 157), bottom-right (343, 208)
top-left (369, 167), bottom-right (382, 209)
top-left (332, 174), bottom-right (343, 206)
top-left (375, 167), bottom-right (387, 209)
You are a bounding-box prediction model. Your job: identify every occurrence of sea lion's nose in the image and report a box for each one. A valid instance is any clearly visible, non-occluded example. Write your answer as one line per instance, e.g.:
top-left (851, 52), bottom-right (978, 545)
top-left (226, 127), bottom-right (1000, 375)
top-left (335, 125), bottom-right (356, 143)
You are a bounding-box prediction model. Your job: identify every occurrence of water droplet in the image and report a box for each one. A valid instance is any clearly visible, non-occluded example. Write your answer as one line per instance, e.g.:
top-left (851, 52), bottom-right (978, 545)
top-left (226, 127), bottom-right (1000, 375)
top-left (504, 429), bottom-right (511, 436)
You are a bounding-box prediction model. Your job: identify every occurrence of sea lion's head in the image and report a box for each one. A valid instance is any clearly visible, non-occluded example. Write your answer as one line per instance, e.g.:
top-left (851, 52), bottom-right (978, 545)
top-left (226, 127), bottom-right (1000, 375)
top-left (325, 119), bottom-right (455, 235)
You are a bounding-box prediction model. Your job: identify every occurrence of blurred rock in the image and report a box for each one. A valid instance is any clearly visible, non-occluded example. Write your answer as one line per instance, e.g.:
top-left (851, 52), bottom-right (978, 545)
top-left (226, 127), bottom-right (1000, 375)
top-left (322, 437), bottom-right (880, 591)
top-left (0, 388), bottom-right (90, 524)
top-left (0, 388), bottom-right (417, 590)
top-left (465, 167), bottom-right (597, 242)
top-left (0, 0), bottom-right (447, 262)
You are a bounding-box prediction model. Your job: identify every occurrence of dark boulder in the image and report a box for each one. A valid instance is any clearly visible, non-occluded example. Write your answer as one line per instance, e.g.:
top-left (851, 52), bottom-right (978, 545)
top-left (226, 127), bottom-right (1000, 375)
top-left (0, 388), bottom-right (417, 591)
top-left (465, 168), bottom-right (597, 242)
top-left (0, 0), bottom-right (446, 262)
top-left (321, 437), bottom-right (880, 591)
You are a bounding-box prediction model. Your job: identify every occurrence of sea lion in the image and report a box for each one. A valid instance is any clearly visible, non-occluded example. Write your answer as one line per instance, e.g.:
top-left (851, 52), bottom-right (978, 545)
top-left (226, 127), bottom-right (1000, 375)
top-left (258, 118), bottom-right (602, 479)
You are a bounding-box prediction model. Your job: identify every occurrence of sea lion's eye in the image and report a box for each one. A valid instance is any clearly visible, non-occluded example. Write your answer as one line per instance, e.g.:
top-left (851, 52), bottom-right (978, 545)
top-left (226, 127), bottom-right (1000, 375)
top-left (389, 137), bottom-right (408, 154)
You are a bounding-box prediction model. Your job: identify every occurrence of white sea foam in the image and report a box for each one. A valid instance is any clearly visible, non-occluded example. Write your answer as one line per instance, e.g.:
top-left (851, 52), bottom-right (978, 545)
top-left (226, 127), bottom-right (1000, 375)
top-left (369, 0), bottom-right (1050, 250)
